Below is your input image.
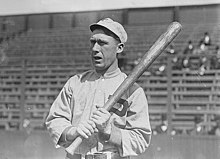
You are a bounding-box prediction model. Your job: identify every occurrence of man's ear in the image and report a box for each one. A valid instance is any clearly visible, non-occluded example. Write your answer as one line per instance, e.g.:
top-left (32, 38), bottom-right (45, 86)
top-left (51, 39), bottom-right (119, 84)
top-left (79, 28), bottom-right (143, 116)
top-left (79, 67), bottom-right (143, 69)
top-left (116, 43), bottom-right (124, 54)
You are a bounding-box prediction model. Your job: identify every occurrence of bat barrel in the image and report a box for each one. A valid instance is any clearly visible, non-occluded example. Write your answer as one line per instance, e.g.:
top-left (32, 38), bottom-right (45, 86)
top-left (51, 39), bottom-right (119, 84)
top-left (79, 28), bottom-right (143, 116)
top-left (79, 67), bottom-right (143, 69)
top-left (104, 22), bottom-right (182, 111)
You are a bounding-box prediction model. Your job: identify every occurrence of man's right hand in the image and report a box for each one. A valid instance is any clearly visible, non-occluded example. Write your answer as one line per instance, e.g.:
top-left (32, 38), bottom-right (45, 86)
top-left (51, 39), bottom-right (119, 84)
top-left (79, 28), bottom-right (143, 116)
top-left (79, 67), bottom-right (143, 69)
top-left (76, 120), bottom-right (98, 138)
top-left (65, 120), bottom-right (98, 142)
top-left (75, 120), bottom-right (98, 139)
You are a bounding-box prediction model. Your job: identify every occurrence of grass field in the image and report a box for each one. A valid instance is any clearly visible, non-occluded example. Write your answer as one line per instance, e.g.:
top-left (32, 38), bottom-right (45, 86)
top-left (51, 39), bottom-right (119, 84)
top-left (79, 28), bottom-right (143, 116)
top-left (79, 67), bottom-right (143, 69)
top-left (0, 130), bottom-right (219, 159)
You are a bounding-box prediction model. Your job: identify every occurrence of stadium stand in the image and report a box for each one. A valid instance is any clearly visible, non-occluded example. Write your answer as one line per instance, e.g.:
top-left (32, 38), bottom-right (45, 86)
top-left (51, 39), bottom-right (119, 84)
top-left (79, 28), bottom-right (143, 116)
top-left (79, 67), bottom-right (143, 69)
top-left (0, 2), bottom-right (220, 137)
top-left (0, 21), bottom-right (220, 135)
top-left (0, 2), bottom-right (220, 159)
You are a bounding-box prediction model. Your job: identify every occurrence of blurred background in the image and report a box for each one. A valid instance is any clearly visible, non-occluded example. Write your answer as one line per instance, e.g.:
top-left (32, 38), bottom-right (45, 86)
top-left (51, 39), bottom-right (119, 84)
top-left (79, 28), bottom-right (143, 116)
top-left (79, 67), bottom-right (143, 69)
top-left (0, 0), bottom-right (220, 159)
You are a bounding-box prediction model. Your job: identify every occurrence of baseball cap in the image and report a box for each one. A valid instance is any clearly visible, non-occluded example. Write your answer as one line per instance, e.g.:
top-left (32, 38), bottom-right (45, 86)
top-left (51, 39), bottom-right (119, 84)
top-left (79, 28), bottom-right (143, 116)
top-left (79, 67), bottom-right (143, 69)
top-left (90, 18), bottom-right (127, 43)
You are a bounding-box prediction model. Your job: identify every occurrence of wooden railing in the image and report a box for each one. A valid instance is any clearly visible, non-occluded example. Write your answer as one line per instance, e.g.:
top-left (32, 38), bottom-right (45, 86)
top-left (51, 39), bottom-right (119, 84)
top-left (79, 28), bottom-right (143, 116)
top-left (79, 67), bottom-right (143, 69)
top-left (0, 54), bottom-right (220, 134)
top-left (1, 23), bottom-right (220, 133)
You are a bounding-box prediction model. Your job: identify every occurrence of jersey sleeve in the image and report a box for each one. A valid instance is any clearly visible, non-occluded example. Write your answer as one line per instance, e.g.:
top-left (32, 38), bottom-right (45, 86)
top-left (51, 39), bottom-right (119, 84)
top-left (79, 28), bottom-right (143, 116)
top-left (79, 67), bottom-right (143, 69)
top-left (118, 87), bottom-right (152, 156)
top-left (45, 76), bottom-right (76, 148)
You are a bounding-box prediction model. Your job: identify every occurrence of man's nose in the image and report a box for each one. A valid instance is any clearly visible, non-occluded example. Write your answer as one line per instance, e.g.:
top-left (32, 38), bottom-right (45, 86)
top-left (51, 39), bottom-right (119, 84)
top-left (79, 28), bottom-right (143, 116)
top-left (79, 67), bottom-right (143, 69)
top-left (92, 42), bottom-right (100, 52)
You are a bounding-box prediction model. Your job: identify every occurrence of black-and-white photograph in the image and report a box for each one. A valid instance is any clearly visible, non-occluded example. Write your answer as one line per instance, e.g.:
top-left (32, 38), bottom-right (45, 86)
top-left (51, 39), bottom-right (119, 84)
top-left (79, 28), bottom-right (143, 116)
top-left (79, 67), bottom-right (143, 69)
top-left (0, 0), bottom-right (220, 159)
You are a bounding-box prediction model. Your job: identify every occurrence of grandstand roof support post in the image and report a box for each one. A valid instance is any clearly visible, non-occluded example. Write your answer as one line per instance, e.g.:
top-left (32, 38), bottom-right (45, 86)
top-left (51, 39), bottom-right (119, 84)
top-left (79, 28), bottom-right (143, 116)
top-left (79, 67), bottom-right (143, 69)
top-left (173, 6), bottom-right (180, 22)
top-left (122, 9), bottom-right (128, 25)
top-left (19, 59), bottom-right (26, 130)
top-left (2, 17), bottom-right (6, 31)
top-left (71, 14), bottom-right (76, 28)
top-left (24, 15), bottom-right (29, 31)
top-left (166, 56), bottom-right (173, 135)
top-left (49, 14), bottom-right (53, 29)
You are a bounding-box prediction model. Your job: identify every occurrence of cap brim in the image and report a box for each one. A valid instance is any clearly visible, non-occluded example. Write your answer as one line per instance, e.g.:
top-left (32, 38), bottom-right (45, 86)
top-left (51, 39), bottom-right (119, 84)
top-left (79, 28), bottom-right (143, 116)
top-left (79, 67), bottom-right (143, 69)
top-left (90, 23), bottom-right (110, 33)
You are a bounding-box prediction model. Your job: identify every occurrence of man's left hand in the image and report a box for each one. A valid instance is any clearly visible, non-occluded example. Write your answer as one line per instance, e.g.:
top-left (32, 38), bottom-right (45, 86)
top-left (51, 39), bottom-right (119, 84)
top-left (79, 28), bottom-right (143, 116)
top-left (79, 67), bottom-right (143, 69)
top-left (91, 107), bottom-right (111, 134)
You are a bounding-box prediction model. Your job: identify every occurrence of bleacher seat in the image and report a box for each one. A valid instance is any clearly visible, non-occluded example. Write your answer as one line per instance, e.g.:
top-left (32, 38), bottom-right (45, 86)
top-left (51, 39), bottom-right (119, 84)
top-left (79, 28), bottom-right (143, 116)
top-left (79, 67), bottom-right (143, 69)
top-left (0, 23), bottom-right (220, 133)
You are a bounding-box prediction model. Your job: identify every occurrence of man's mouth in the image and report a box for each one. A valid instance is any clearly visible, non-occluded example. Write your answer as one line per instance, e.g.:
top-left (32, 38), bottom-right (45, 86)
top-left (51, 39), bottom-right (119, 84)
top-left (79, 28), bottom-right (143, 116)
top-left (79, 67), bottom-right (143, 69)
top-left (93, 56), bottom-right (102, 63)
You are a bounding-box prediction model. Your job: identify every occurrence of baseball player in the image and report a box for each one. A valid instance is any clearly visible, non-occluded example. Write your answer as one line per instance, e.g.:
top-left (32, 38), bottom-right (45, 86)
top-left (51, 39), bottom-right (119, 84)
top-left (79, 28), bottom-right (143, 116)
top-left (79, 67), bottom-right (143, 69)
top-left (45, 18), bottom-right (151, 159)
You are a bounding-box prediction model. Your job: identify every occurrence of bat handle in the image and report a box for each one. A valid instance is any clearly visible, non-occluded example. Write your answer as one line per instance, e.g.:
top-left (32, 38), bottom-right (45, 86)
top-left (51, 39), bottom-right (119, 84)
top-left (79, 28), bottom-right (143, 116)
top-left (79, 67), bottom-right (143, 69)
top-left (65, 136), bottom-right (83, 155)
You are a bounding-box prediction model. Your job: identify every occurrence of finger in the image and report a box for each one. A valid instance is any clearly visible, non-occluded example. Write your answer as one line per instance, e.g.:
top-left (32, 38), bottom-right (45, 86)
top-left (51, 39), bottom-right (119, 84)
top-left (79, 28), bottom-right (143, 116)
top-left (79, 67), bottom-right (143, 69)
top-left (91, 115), bottom-right (103, 124)
top-left (79, 124), bottom-right (93, 137)
top-left (96, 108), bottom-right (111, 117)
top-left (90, 116), bottom-right (98, 124)
top-left (97, 108), bottom-right (109, 114)
top-left (93, 110), bottom-right (103, 116)
top-left (91, 113), bottom-right (101, 119)
top-left (88, 120), bottom-right (98, 133)
top-left (93, 111), bottom-right (110, 119)
top-left (94, 127), bottom-right (99, 133)
top-left (91, 118), bottom-right (99, 124)
top-left (83, 123), bottom-right (95, 134)
top-left (76, 127), bottom-right (88, 139)
top-left (87, 120), bottom-right (96, 129)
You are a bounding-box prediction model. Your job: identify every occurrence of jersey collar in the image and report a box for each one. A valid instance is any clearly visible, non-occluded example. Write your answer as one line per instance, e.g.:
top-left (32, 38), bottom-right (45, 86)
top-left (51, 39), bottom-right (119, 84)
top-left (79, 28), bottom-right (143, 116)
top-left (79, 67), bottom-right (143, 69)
top-left (95, 68), bottom-right (121, 79)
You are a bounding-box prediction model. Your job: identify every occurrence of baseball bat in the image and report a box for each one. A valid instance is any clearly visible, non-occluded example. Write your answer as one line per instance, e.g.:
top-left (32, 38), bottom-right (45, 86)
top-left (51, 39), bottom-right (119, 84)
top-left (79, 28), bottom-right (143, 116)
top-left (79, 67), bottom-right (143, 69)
top-left (65, 21), bottom-right (182, 155)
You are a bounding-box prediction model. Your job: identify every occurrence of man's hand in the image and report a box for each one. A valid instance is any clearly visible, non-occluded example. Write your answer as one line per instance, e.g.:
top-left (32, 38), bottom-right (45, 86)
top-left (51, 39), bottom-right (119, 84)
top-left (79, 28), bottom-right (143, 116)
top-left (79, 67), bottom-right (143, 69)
top-left (75, 120), bottom-right (98, 139)
top-left (91, 107), bottom-right (112, 134)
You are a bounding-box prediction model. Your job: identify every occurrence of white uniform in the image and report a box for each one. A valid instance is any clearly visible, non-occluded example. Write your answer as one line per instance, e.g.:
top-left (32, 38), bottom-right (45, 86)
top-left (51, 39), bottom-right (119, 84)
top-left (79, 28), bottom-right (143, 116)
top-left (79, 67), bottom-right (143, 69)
top-left (46, 68), bottom-right (151, 158)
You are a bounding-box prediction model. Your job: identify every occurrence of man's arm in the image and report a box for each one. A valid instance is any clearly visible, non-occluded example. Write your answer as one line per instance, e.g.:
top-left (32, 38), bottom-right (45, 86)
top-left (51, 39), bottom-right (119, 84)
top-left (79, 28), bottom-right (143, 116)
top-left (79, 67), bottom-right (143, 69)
top-left (45, 78), bottom-right (74, 147)
top-left (58, 120), bottom-right (98, 148)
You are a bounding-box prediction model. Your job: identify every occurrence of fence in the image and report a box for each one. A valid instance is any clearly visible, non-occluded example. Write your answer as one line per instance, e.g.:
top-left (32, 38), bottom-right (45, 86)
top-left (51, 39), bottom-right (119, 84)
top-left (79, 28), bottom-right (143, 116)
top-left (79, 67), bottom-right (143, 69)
top-left (0, 54), bottom-right (220, 133)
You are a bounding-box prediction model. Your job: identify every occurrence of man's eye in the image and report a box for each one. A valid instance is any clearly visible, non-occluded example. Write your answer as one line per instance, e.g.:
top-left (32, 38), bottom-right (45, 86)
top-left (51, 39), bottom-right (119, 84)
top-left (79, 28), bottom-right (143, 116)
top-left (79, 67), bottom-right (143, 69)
top-left (97, 40), bottom-right (106, 45)
top-left (90, 39), bottom-right (96, 44)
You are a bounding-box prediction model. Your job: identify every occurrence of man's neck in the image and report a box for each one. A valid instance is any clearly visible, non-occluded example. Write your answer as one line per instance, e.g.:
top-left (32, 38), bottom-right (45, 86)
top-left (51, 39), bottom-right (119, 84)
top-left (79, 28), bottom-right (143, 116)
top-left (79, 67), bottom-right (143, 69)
top-left (95, 65), bottom-right (119, 76)
top-left (95, 67), bottom-right (121, 78)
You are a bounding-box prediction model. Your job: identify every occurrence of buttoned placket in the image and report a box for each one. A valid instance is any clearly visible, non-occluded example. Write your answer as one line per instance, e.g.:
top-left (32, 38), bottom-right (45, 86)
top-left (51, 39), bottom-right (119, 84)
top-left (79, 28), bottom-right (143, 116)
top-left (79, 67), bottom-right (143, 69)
top-left (88, 69), bottom-right (122, 154)
top-left (93, 76), bottom-right (106, 108)
top-left (90, 76), bottom-right (107, 153)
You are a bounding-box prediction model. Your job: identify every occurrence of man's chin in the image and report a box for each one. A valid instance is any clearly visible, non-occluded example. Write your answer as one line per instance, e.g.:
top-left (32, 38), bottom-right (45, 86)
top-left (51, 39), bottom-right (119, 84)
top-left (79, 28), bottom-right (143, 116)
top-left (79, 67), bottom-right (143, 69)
top-left (93, 64), bottom-right (105, 71)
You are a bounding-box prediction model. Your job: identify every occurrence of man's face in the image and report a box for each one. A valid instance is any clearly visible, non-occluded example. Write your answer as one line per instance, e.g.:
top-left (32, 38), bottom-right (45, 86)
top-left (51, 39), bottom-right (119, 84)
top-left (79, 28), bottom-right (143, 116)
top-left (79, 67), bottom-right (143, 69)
top-left (90, 29), bottom-right (121, 73)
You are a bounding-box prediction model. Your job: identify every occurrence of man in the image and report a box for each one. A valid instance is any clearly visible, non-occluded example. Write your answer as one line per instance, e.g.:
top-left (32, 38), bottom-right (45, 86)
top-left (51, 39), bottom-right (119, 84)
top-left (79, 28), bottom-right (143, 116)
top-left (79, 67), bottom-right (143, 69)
top-left (45, 18), bottom-right (151, 159)
top-left (208, 115), bottom-right (220, 136)
top-left (200, 32), bottom-right (211, 46)
top-left (187, 115), bottom-right (206, 135)
top-left (153, 114), bottom-right (167, 134)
